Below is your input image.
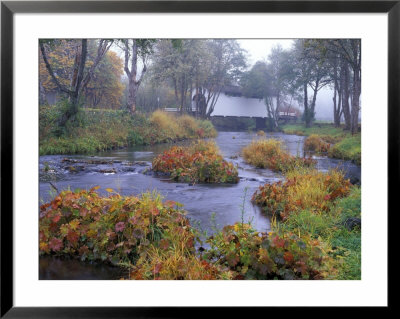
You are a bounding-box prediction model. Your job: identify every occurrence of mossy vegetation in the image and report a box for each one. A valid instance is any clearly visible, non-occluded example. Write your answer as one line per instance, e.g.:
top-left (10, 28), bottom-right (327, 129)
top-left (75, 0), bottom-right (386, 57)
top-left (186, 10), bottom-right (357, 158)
top-left (39, 104), bottom-right (217, 155)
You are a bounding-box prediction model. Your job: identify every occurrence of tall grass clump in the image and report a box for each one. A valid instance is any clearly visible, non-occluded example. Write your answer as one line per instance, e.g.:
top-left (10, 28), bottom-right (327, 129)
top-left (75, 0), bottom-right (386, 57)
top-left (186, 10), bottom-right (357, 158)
top-left (242, 139), bottom-right (316, 173)
top-left (252, 169), bottom-right (351, 220)
top-left (304, 134), bottom-right (331, 153)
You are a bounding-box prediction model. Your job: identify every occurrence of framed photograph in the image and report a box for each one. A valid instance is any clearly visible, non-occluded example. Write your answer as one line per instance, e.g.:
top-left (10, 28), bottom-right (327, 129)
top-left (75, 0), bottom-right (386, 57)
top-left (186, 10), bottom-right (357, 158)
top-left (1, 0), bottom-right (394, 316)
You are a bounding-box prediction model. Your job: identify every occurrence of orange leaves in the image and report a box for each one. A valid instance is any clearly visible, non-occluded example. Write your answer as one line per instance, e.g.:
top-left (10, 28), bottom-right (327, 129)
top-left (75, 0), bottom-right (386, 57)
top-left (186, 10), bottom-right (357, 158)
top-left (90, 185), bottom-right (100, 192)
top-left (283, 251), bottom-right (294, 264)
top-left (273, 236), bottom-right (286, 248)
top-left (66, 231), bottom-right (79, 244)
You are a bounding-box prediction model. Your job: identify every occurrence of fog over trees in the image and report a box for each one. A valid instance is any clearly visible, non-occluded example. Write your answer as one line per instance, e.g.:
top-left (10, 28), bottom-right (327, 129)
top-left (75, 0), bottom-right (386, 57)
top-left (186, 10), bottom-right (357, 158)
top-left (39, 38), bottom-right (361, 132)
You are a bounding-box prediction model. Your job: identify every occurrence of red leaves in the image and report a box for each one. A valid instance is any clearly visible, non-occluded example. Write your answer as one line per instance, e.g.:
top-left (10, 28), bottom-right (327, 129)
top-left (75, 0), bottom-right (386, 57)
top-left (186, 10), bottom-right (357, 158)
top-left (159, 239), bottom-right (169, 250)
top-left (115, 222), bottom-right (125, 233)
top-left (49, 238), bottom-right (63, 252)
top-left (164, 200), bottom-right (176, 208)
top-left (273, 236), bottom-right (286, 248)
top-left (153, 263), bottom-right (163, 275)
top-left (66, 231), bottom-right (79, 244)
top-left (52, 213), bottom-right (61, 223)
top-left (283, 251), bottom-right (294, 264)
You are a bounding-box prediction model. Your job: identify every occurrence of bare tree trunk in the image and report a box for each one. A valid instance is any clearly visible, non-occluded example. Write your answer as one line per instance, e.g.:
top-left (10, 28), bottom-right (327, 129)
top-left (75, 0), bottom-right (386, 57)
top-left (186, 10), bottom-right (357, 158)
top-left (303, 82), bottom-right (311, 128)
top-left (351, 69), bottom-right (361, 134)
top-left (341, 60), bottom-right (351, 130)
top-left (124, 40), bottom-right (147, 114)
top-left (39, 80), bottom-right (48, 105)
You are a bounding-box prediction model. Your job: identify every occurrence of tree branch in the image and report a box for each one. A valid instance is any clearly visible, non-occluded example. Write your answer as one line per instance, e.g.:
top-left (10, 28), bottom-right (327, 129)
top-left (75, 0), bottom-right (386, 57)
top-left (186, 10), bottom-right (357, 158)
top-left (39, 42), bottom-right (72, 94)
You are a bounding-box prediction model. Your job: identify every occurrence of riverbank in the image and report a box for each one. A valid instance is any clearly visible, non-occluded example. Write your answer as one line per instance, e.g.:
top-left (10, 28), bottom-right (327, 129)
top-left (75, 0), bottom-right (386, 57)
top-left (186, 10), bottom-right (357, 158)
top-left (280, 123), bottom-right (361, 165)
top-left (39, 106), bottom-right (217, 155)
top-left (39, 131), bottom-right (361, 280)
top-left (39, 169), bottom-right (361, 280)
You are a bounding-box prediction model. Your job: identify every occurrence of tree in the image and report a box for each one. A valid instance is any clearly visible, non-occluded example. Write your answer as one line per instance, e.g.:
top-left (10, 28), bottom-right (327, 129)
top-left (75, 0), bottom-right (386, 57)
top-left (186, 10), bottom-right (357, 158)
top-left (120, 39), bottom-right (156, 114)
top-left (151, 39), bottom-right (246, 118)
top-left (311, 39), bottom-right (361, 133)
top-left (291, 40), bottom-right (331, 127)
top-left (199, 40), bottom-right (246, 118)
top-left (40, 39), bottom-right (113, 124)
top-left (84, 50), bottom-right (124, 109)
top-left (241, 61), bottom-right (277, 128)
top-left (151, 39), bottom-right (206, 114)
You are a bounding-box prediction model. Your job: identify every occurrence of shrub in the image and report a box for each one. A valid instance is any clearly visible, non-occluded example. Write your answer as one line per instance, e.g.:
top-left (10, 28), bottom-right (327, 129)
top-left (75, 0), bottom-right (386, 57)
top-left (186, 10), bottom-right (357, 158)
top-left (152, 140), bottom-right (239, 184)
top-left (203, 223), bottom-right (334, 279)
top-left (39, 188), bottom-right (195, 265)
top-left (256, 130), bottom-right (266, 136)
top-left (242, 139), bottom-right (316, 173)
top-left (176, 115), bottom-right (199, 137)
top-left (304, 134), bottom-right (330, 153)
top-left (252, 169), bottom-right (351, 220)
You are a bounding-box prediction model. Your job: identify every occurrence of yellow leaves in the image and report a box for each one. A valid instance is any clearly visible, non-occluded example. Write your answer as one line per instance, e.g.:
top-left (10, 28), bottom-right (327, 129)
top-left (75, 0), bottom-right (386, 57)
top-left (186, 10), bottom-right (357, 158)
top-left (105, 188), bottom-right (114, 193)
top-left (69, 219), bottom-right (80, 231)
top-left (39, 242), bottom-right (49, 252)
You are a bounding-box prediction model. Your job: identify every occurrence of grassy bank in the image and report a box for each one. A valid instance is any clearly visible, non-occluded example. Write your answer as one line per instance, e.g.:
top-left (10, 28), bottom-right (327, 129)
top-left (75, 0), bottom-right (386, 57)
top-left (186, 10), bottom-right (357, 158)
top-left (252, 169), bottom-right (361, 279)
top-left (39, 106), bottom-right (217, 155)
top-left (40, 179), bottom-right (359, 279)
top-left (39, 187), bottom-right (336, 280)
top-left (281, 123), bottom-right (361, 165)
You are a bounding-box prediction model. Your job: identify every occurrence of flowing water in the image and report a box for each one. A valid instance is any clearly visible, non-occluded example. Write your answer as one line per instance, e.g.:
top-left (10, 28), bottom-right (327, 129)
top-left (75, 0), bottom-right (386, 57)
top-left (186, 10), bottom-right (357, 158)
top-left (39, 131), bottom-right (360, 280)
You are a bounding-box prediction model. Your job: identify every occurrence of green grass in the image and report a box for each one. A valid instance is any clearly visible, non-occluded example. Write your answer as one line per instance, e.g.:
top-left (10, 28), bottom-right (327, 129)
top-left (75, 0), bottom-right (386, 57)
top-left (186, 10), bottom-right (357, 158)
top-left (277, 186), bottom-right (361, 280)
top-left (329, 135), bottom-right (361, 165)
top-left (281, 123), bottom-right (348, 138)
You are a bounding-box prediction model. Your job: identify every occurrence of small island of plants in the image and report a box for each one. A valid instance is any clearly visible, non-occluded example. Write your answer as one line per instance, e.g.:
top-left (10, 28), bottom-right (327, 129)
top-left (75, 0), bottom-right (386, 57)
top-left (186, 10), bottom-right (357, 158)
top-left (152, 140), bottom-right (239, 184)
top-left (242, 138), bottom-right (316, 173)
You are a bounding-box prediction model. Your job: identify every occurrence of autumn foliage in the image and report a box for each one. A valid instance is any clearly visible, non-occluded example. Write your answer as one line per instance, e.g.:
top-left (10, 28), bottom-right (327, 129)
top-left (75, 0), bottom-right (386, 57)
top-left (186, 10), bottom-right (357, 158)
top-left (39, 188), bottom-right (335, 280)
top-left (242, 139), bottom-right (316, 173)
top-left (152, 140), bottom-right (239, 183)
top-left (204, 223), bottom-right (332, 279)
top-left (304, 134), bottom-right (331, 153)
top-left (39, 188), bottom-right (195, 265)
top-left (252, 169), bottom-right (351, 220)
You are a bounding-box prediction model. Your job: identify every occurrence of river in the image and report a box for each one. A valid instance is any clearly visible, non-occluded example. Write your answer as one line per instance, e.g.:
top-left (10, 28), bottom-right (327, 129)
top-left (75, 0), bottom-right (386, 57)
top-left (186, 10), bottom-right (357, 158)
top-left (39, 131), bottom-right (360, 279)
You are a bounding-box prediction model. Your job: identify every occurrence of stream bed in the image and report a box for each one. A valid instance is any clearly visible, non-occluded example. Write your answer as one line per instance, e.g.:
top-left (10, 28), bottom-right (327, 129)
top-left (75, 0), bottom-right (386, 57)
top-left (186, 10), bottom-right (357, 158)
top-left (39, 131), bottom-right (360, 280)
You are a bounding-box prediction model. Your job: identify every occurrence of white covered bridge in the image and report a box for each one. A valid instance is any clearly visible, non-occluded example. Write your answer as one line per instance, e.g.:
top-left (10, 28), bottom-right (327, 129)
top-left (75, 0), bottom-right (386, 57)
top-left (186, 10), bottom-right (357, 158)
top-left (165, 86), bottom-right (299, 129)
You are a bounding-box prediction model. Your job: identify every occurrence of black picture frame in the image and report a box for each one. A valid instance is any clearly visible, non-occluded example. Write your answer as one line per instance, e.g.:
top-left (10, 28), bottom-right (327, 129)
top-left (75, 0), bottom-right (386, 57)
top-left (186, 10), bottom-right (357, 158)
top-left (1, 0), bottom-right (395, 317)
